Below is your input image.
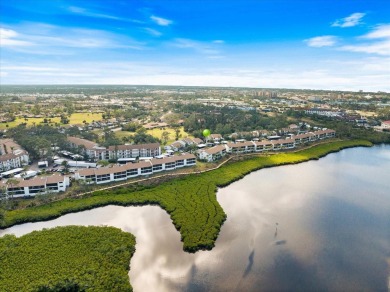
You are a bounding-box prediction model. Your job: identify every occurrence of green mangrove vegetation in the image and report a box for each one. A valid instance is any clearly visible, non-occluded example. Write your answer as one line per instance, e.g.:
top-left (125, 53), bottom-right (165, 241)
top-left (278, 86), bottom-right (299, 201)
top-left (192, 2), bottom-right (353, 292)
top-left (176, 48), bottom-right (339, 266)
top-left (0, 226), bottom-right (136, 291)
top-left (1, 140), bottom-right (372, 252)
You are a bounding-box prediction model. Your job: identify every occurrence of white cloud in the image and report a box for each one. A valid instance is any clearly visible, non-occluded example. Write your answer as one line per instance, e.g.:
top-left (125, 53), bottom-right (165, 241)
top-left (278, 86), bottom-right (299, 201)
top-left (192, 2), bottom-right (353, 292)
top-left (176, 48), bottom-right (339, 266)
top-left (339, 24), bottom-right (390, 56)
top-left (207, 55), bottom-right (225, 59)
top-left (305, 36), bottom-right (337, 47)
top-left (362, 24), bottom-right (390, 39)
top-left (68, 6), bottom-right (143, 23)
top-left (143, 28), bottom-right (162, 37)
top-left (213, 40), bottom-right (225, 44)
top-left (3, 61), bottom-right (389, 92)
top-left (324, 57), bottom-right (390, 72)
top-left (1, 66), bottom-right (60, 72)
top-left (340, 41), bottom-right (390, 56)
top-left (332, 12), bottom-right (365, 28)
top-left (0, 28), bottom-right (33, 46)
top-left (68, 6), bottom-right (86, 14)
top-left (0, 24), bottom-right (145, 52)
top-left (172, 38), bottom-right (221, 56)
top-left (150, 15), bottom-right (172, 26)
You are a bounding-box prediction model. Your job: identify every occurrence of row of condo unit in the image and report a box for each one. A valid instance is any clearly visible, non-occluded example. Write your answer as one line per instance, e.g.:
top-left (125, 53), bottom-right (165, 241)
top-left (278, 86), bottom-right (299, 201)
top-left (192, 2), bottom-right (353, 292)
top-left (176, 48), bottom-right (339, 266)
top-left (0, 128), bottom-right (333, 196)
top-left (74, 153), bottom-right (196, 184)
top-left (0, 153), bottom-right (197, 197)
top-left (67, 136), bottom-right (161, 161)
top-left (198, 129), bottom-right (336, 162)
top-left (0, 174), bottom-right (70, 198)
top-left (0, 139), bottom-right (30, 173)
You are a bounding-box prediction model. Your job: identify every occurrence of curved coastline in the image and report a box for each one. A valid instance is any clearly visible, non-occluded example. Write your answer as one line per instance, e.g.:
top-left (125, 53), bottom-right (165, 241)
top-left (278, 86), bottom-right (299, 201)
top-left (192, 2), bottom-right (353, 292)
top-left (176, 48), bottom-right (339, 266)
top-left (1, 139), bottom-right (372, 252)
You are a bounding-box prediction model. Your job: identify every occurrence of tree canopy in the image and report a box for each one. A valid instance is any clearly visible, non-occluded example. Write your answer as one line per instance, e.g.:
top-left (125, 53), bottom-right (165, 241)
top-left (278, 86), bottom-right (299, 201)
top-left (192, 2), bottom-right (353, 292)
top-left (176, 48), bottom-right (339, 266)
top-left (0, 226), bottom-right (136, 291)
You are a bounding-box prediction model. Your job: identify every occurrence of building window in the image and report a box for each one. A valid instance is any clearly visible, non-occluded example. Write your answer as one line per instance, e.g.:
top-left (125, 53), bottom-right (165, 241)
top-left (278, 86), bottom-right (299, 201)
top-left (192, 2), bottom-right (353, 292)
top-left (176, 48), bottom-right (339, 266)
top-left (114, 172), bottom-right (127, 179)
top-left (165, 163), bottom-right (176, 169)
top-left (141, 167), bottom-right (152, 174)
top-left (153, 165), bottom-right (163, 171)
top-left (126, 169), bottom-right (138, 176)
top-left (97, 174), bottom-right (111, 182)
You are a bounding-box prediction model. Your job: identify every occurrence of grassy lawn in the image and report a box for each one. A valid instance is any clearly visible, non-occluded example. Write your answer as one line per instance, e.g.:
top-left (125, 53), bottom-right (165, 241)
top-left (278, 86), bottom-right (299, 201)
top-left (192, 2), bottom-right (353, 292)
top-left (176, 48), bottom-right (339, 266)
top-left (115, 130), bottom-right (135, 140)
top-left (356, 110), bottom-right (377, 117)
top-left (147, 126), bottom-right (192, 144)
top-left (69, 112), bottom-right (103, 124)
top-left (0, 113), bottom-right (103, 130)
top-left (114, 126), bottom-right (193, 144)
top-left (0, 117), bottom-right (60, 129)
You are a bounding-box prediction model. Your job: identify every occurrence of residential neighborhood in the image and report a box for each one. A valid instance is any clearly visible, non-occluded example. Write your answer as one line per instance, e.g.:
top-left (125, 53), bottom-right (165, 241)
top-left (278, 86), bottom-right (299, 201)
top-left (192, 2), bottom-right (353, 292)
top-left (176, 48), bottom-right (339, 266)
top-left (0, 123), bottom-right (336, 196)
top-left (0, 84), bottom-right (388, 200)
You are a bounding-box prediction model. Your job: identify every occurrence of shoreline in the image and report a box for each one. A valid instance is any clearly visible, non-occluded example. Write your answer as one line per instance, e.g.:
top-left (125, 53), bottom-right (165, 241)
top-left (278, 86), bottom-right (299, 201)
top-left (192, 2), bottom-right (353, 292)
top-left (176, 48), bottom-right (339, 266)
top-left (1, 139), bottom-right (373, 252)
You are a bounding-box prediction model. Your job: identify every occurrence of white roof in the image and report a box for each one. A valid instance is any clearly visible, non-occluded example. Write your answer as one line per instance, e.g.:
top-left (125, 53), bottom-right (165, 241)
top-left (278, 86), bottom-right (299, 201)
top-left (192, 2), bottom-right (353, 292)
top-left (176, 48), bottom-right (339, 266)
top-left (117, 158), bottom-right (136, 161)
top-left (1, 168), bottom-right (24, 176)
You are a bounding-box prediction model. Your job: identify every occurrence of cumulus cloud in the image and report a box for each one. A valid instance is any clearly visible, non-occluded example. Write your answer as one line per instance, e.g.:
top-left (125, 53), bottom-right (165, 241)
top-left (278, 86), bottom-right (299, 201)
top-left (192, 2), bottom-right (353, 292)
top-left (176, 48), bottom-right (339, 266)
top-left (332, 12), bottom-right (365, 28)
top-left (150, 15), bottom-right (172, 26)
top-left (305, 35), bottom-right (337, 47)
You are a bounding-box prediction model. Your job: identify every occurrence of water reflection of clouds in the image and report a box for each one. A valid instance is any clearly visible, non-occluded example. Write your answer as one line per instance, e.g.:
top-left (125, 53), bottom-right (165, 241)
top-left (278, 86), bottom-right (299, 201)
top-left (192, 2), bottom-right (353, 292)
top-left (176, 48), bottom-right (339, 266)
top-left (1, 146), bottom-right (389, 291)
top-left (104, 206), bottom-right (198, 292)
top-left (216, 146), bottom-right (389, 291)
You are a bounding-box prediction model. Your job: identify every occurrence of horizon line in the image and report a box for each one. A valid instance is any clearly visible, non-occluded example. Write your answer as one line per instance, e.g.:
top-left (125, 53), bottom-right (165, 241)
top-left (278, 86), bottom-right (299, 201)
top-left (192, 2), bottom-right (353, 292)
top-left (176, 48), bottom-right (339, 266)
top-left (0, 84), bottom-right (386, 93)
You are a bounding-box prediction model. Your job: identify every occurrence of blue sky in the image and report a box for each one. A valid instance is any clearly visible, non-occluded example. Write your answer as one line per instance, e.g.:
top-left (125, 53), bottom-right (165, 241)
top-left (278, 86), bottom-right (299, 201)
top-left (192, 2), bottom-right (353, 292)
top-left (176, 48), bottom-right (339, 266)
top-left (1, 0), bottom-right (389, 91)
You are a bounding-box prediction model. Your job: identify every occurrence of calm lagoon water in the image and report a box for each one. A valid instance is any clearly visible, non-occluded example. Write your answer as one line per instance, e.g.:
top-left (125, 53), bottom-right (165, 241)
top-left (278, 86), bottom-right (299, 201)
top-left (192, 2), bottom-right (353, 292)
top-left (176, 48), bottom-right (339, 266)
top-left (1, 145), bottom-right (389, 291)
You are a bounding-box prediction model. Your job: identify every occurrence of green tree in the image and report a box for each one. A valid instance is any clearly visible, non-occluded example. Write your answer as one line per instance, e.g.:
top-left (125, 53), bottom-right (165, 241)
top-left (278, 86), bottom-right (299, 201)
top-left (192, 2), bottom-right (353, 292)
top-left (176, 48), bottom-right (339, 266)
top-left (161, 131), bottom-right (170, 145)
top-left (31, 104), bottom-right (41, 115)
top-left (60, 115), bottom-right (70, 124)
top-left (97, 160), bottom-right (110, 167)
top-left (174, 127), bottom-right (181, 141)
top-left (61, 160), bottom-right (70, 173)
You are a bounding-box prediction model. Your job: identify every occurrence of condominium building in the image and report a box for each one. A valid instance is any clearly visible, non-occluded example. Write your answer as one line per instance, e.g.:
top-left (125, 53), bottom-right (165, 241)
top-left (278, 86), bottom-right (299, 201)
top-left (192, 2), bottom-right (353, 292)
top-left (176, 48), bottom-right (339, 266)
top-left (0, 139), bottom-right (30, 172)
top-left (75, 154), bottom-right (196, 185)
top-left (67, 136), bottom-right (161, 161)
top-left (106, 143), bottom-right (161, 160)
top-left (0, 174), bottom-right (70, 198)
